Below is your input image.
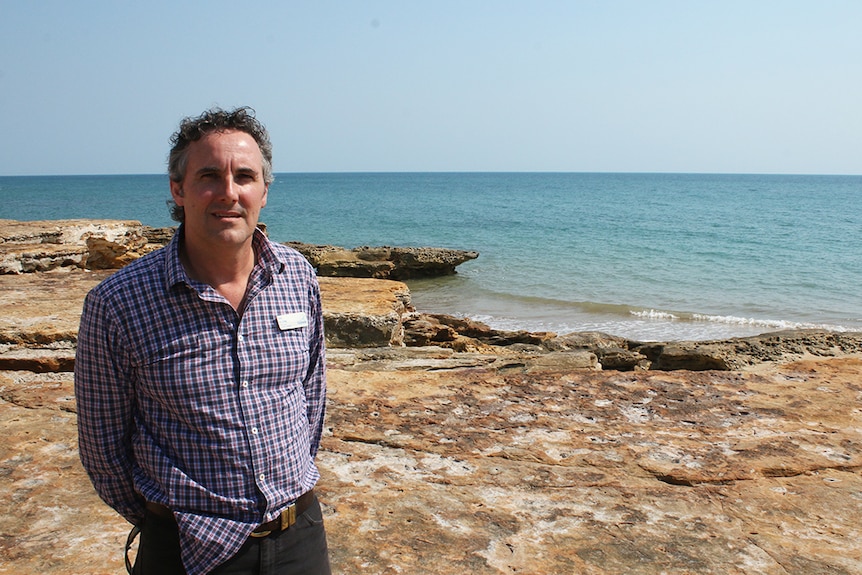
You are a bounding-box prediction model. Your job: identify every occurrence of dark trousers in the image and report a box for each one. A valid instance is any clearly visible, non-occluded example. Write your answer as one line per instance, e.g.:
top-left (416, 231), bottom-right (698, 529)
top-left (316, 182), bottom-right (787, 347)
top-left (132, 497), bottom-right (331, 575)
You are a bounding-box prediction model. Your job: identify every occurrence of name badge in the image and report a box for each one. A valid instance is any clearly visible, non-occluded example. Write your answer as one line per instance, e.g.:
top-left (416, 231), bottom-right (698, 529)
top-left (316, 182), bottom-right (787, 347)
top-left (277, 312), bottom-right (308, 331)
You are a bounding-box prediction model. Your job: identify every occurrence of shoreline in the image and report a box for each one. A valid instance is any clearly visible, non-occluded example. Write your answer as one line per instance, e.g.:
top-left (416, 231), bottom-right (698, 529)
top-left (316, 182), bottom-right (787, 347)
top-left (5, 220), bottom-right (862, 356)
top-left (406, 274), bottom-right (858, 343)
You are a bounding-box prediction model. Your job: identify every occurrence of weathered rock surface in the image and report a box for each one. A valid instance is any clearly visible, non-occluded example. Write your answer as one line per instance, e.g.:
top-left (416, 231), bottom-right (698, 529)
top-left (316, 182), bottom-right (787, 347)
top-left (319, 277), bottom-right (412, 348)
top-left (318, 355), bottom-right (862, 575)
top-left (403, 313), bottom-right (557, 351)
top-left (0, 219), bottom-right (163, 273)
top-left (3, 354), bottom-right (862, 574)
top-left (0, 270), bottom-right (107, 372)
top-left (0, 271), bottom-right (412, 368)
top-left (286, 242), bottom-right (480, 280)
top-left (403, 312), bottom-right (862, 372)
top-left (1, 220), bottom-right (478, 280)
top-left (3, 219), bottom-right (862, 573)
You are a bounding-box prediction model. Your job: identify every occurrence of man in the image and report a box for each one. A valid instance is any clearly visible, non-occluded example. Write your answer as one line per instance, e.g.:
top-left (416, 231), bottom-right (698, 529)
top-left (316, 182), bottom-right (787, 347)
top-left (74, 107), bottom-right (331, 575)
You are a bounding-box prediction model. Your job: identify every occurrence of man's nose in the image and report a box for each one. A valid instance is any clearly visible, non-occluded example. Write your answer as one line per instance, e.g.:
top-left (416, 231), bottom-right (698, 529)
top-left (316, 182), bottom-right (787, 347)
top-left (218, 176), bottom-right (240, 202)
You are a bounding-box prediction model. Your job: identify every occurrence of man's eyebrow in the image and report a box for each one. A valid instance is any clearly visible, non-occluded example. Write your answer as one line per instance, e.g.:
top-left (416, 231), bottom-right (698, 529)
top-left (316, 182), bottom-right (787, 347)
top-left (234, 166), bottom-right (261, 177)
top-left (193, 166), bottom-right (260, 176)
top-left (194, 166), bottom-right (221, 176)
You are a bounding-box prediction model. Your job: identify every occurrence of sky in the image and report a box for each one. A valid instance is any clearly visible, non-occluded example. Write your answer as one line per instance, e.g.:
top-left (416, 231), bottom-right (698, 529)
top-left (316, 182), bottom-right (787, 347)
top-left (1, 1), bottom-right (860, 176)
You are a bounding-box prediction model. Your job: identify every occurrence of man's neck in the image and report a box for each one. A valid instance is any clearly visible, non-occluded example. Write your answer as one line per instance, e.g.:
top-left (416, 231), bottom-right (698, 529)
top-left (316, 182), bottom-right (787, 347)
top-left (179, 234), bottom-right (257, 312)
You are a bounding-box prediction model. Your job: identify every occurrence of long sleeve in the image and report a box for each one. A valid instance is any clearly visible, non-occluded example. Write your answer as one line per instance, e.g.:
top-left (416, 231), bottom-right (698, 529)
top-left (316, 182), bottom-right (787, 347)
top-left (74, 289), bottom-right (145, 525)
top-left (303, 276), bottom-right (327, 459)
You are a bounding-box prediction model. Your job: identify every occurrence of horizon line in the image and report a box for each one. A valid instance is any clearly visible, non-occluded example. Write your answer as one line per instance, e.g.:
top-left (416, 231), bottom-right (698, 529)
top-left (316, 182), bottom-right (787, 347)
top-left (3, 169), bottom-right (862, 178)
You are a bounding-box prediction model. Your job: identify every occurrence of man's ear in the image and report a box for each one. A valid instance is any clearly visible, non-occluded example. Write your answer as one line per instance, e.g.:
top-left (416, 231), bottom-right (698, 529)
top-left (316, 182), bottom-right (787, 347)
top-left (170, 180), bottom-right (184, 205)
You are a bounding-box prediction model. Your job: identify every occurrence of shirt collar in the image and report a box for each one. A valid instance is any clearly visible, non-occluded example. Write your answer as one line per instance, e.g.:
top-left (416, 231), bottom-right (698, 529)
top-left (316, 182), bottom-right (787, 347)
top-left (165, 225), bottom-right (285, 290)
top-left (251, 227), bottom-right (287, 274)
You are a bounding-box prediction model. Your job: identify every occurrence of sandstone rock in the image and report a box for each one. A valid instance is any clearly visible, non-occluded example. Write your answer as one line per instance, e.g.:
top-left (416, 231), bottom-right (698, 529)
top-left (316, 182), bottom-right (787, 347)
top-left (4, 353), bottom-right (862, 574)
top-left (594, 347), bottom-right (651, 371)
top-left (319, 277), bottom-right (412, 348)
top-left (0, 269), bottom-right (106, 373)
top-left (402, 313), bottom-right (459, 346)
top-left (0, 394), bottom-right (125, 575)
top-left (0, 269), bottom-right (108, 347)
top-left (1, 219), bottom-right (477, 279)
top-left (403, 313), bottom-right (556, 349)
top-left (4, 235), bottom-right (862, 573)
top-left (286, 243), bottom-right (479, 279)
top-left (545, 331), bottom-right (633, 351)
top-left (141, 225), bottom-right (177, 245)
top-left (645, 342), bottom-right (732, 371)
top-left (525, 349), bottom-right (599, 371)
top-left (0, 270), bottom-right (412, 360)
top-left (327, 346), bottom-right (501, 372)
top-left (0, 219), bottom-right (159, 273)
top-left (0, 347), bottom-right (76, 373)
top-left (0, 243), bottom-right (89, 274)
top-left (0, 370), bottom-right (77, 412)
top-left (634, 329), bottom-right (862, 371)
top-left (320, 356), bottom-right (862, 574)
top-left (0, 218), bottom-right (113, 245)
top-left (84, 233), bottom-right (151, 270)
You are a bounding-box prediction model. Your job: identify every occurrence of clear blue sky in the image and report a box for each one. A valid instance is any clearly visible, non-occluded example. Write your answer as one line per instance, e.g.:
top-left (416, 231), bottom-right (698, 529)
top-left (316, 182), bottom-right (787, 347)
top-left (1, 1), bottom-right (860, 176)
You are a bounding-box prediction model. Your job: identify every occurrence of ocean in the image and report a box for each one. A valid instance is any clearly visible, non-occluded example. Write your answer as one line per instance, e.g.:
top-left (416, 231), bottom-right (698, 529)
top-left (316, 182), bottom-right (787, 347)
top-left (2, 172), bottom-right (860, 342)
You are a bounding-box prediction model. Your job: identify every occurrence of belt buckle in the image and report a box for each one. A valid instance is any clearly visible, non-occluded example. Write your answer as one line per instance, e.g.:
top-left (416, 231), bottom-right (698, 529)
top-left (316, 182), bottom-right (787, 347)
top-left (280, 501), bottom-right (297, 530)
top-left (250, 501), bottom-right (297, 539)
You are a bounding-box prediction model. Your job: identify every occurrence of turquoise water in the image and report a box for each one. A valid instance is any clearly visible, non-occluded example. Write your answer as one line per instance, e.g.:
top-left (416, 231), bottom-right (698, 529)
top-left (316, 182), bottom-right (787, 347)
top-left (3, 172), bottom-right (861, 341)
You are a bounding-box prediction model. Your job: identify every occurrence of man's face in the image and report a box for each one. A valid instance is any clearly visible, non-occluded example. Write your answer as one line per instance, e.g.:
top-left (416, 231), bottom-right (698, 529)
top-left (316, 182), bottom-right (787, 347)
top-left (170, 129), bottom-right (269, 251)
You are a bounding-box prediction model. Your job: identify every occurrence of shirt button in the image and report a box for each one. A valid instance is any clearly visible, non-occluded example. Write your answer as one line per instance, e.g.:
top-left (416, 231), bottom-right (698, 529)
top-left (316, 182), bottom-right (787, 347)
top-left (259, 473), bottom-right (266, 481)
top-left (242, 381), bottom-right (249, 388)
top-left (251, 427), bottom-right (259, 435)
top-left (238, 334), bottom-right (245, 342)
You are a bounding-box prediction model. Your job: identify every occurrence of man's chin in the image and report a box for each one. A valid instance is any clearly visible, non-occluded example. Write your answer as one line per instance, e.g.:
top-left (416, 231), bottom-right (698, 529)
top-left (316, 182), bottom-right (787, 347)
top-left (206, 223), bottom-right (256, 246)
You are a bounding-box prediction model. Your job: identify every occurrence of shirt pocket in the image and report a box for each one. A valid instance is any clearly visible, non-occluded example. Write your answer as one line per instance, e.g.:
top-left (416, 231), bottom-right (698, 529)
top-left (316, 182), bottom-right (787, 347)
top-left (248, 325), bottom-right (311, 389)
top-left (136, 332), bottom-right (231, 404)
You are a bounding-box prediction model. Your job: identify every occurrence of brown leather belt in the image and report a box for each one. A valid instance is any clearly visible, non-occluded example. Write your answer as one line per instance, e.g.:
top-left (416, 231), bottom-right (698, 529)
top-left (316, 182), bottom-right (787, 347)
top-left (145, 489), bottom-right (315, 538)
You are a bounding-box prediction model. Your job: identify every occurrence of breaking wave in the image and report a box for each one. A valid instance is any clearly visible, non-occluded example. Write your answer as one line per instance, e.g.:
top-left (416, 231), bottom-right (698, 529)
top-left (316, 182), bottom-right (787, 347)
top-left (630, 308), bottom-right (852, 333)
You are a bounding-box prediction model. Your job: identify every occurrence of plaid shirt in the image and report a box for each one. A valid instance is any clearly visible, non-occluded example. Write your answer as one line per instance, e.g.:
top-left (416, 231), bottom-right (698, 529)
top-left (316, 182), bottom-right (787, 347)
top-left (74, 227), bottom-right (326, 575)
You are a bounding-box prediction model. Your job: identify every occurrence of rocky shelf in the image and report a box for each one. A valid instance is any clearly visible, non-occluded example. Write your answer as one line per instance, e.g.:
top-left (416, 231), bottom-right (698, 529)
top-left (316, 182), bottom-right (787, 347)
top-left (2, 219), bottom-right (861, 574)
top-left (3, 219), bottom-right (860, 373)
top-left (0, 219), bottom-right (478, 279)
